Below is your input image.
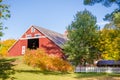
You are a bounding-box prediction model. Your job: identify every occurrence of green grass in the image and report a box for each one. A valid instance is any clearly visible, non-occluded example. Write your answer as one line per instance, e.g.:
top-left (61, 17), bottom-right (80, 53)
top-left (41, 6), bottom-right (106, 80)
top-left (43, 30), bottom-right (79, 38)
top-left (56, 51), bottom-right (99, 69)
top-left (0, 56), bottom-right (120, 80)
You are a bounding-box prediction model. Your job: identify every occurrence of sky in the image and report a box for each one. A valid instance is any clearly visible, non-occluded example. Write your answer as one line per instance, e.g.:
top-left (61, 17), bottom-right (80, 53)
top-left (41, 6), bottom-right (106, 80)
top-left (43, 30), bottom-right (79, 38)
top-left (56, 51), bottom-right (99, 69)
top-left (1, 0), bottom-right (118, 40)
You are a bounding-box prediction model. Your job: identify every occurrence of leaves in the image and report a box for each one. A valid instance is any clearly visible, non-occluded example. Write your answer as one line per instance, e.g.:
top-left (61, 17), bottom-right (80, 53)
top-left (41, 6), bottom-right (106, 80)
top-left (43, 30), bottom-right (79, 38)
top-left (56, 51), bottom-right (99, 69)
top-left (0, 0), bottom-right (10, 37)
top-left (0, 39), bottom-right (16, 56)
top-left (83, 0), bottom-right (120, 8)
top-left (23, 49), bottom-right (73, 72)
top-left (0, 58), bottom-right (16, 80)
top-left (83, 0), bottom-right (120, 22)
top-left (113, 12), bottom-right (120, 28)
top-left (96, 29), bottom-right (120, 60)
top-left (63, 9), bottom-right (99, 66)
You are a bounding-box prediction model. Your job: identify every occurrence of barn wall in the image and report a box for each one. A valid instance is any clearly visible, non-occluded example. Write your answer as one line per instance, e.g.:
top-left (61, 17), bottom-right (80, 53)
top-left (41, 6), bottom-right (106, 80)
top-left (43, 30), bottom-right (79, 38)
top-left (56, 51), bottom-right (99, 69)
top-left (8, 26), bottom-right (64, 58)
top-left (40, 37), bottom-right (64, 58)
top-left (21, 26), bottom-right (44, 38)
top-left (8, 39), bottom-right (27, 56)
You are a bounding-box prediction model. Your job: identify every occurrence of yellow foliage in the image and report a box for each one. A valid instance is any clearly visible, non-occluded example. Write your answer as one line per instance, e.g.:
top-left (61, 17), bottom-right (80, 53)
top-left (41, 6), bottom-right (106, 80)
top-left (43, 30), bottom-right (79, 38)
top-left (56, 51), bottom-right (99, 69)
top-left (0, 39), bottom-right (16, 57)
top-left (23, 49), bottom-right (74, 72)
top-left (97, 29), bottom-right (120, 60)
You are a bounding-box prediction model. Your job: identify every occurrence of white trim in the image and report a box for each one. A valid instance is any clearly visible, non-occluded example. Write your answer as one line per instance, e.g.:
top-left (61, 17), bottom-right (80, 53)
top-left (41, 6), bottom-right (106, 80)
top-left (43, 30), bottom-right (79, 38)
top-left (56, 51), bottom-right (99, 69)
top-left (26, 34), bottom-right (32, 38)
top-left (31, 27), bottom-right (35, 33)
top-left (8, 25), bottom-right (39, 52)
top-left (8, 39), bottom-right (19, 52)
top-left (21, 46), bottom-right (26, 54)
top-left (35, 33), bottom-right (41, 37)
top-left (20, 36), bottom-right (46, 40)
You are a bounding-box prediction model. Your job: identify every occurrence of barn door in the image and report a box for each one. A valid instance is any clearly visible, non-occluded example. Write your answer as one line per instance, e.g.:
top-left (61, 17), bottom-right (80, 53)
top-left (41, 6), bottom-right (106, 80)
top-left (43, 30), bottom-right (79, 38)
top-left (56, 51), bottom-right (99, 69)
top-left (27, 38), bottom-right (39, 49)
top-left (22, 46), bottom-right (25, 54)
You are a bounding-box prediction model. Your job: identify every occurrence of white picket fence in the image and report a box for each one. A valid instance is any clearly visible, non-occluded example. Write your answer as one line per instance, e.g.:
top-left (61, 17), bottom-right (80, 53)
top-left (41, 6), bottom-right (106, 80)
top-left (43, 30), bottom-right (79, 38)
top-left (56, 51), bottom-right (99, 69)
top-left (75, 67), bottom-right (120, 73)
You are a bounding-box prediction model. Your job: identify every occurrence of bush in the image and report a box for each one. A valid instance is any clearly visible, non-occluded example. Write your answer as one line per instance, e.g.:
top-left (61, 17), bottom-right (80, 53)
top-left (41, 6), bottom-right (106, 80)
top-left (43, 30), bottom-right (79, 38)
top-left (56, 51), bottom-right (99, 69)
top-left (23, 49), bottom-right (73, 72)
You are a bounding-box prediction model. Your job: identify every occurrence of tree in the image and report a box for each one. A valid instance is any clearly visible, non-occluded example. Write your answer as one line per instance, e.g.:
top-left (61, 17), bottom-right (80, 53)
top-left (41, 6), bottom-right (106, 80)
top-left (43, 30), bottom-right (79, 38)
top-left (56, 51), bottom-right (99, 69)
top-left (0, 39), bottom-right (16, 56)
top-left (0, 0), bottom-right (10, 37)
top-left (0, 58), bottom-right (16, 80)
top-left (83, 0), bottom-right (120, 21)
top-left (83, 0), bottom-right (120, 60)
top-left (0, 0), bottom-right (10, 58)
top-left (84, 0), bottom-right (120, 8)
top-left (113, 12), bottom-right (120, 29)
top-left (63, 9), bottom-right (99, 66)
top-left (96, 28), bottom-right (120, 60)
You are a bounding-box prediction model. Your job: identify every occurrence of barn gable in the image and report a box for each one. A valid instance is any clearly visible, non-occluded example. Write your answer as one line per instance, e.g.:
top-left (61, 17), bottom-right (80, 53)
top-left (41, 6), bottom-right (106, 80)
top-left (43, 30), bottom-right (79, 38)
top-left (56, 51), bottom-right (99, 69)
top-left (33, 26), bottom-right (67, 48)
top-left (8, 25), bottom-right (67, 57)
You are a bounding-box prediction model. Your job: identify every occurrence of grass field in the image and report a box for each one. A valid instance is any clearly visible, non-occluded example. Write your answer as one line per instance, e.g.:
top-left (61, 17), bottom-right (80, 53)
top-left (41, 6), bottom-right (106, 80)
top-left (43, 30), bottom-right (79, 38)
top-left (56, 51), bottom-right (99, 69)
top-left (0, 56), bottom-right (120, 80)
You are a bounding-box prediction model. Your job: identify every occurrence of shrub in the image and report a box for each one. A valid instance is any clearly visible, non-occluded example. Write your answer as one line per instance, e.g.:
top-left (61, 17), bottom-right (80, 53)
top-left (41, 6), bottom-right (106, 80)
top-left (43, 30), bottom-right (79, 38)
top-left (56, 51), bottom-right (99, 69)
top-left (23, 49), bottom-right (73, 72)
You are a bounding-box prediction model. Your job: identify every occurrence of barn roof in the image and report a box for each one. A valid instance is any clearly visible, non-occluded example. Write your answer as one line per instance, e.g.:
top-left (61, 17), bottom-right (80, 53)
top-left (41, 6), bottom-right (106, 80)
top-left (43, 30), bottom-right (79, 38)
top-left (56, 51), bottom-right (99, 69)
top-left (33, 25), bottom-right (67, 48)
top-left (97, 60), bottom-right (120, 66)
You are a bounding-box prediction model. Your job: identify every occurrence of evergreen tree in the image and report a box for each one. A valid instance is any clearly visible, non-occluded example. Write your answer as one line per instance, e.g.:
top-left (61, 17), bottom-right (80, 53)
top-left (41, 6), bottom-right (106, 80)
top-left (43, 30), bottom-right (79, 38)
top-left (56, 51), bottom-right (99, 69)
top-left (84, 0), bottom-right (120, 8)
top-left (83, 0), bottom-right (120, 22)
top-left (63, 9), bottom-right (99, 66)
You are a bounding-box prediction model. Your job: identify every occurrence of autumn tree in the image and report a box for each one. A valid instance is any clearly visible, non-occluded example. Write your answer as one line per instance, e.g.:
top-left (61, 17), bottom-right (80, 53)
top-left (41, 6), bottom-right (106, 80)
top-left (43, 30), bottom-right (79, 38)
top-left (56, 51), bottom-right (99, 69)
top-left (63, 9), bottom-right (99, 66)
top-left (0, 0), bottom-right (10, 57)
top-left (96, 28), bottom-right (120, 60)
top-left (0, 39), bottom-right (16, 56)
top-left (83, 0), bottom-right (120, 61)
top-left (96, 12), bottom-right (120, 60)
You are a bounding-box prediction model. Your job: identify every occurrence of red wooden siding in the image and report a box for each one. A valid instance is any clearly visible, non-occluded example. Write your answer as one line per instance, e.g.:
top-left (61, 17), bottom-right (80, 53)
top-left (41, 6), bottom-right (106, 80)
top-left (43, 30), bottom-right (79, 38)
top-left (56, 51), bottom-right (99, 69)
top-left (40, 37), bottom-right (64, 58)
top-left (8, 26), bottom-right (65, 58)
top-left (8, 40), bottom-right (27, 56)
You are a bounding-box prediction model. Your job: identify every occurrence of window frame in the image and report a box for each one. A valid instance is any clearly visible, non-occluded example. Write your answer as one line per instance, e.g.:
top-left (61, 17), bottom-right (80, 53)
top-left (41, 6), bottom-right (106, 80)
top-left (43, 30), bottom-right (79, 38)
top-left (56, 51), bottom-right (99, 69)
top-left (31, 27), bottom-right (35, 33)
top-left (35, 33), bottom-right (41, 37)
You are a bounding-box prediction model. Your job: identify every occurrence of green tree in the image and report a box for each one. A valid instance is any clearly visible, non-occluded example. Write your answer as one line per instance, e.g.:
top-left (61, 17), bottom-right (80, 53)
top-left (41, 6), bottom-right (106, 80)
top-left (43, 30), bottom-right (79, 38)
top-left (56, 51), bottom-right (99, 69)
top-left (0, 0), bottom-right (10, 57)
top-left (102, 12), bottom-right (120, 31)
top-left (0, 0), bottom-right (10, 37)
top-left (84, 0), bottom-right (120, 8)
top-left (83, 0), bottom-right (120, 22)
top-left (83, 0), bottom-right (120, 60)
top-left (113, 12), bottom-right (120, 29)
top-left (63, 9), bottom-right (99, 66)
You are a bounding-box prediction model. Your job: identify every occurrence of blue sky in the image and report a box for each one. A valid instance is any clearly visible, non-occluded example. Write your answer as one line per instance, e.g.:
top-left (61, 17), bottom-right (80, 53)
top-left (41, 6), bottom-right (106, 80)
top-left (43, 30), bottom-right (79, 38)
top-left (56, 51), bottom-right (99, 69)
top-left (1, 0), bottom-right (118, 40)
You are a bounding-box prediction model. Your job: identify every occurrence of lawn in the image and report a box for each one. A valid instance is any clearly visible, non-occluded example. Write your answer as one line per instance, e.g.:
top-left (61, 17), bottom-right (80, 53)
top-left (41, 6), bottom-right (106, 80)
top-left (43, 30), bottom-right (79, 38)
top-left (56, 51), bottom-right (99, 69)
top-left (0, 56), bottom-right (120, 80)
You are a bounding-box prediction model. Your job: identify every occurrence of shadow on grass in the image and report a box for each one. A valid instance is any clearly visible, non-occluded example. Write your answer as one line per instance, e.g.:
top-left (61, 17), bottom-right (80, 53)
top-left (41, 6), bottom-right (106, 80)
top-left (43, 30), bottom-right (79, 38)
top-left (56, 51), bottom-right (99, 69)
top-left (74, 72), bottom-right (120, 80)
top-left (74, 72), bottom-right (107, 78)
top-left (16, 69), bottom-right (70, 75)
top-left (0, 58), bottom-right (16, 80)
top-left (109, 73), bottom-right (120, 77)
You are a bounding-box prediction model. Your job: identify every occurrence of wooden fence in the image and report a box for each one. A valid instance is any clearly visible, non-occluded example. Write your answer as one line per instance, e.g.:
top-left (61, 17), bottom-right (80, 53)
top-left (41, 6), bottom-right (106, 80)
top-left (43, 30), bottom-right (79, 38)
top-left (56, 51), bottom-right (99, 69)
top-left (75, 67), bottom-right (120, 73)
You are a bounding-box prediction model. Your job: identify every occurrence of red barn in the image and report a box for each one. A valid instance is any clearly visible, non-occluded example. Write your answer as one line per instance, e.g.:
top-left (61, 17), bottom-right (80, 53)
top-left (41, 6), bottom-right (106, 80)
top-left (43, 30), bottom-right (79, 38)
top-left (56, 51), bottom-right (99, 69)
top-left (8, 25), bottom-right (67, 58)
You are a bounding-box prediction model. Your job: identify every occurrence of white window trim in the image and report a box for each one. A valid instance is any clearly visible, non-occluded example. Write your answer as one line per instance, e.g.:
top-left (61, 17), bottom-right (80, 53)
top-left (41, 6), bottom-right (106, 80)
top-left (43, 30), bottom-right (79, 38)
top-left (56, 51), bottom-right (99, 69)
top-left (35, 33), bottom-right (41, 37)
top-left (26, 34), bottom-right (32, 38)
top-left (22, 46), bottom-right (25, 54)
top-left (31, 27), bottom-right (35, 33)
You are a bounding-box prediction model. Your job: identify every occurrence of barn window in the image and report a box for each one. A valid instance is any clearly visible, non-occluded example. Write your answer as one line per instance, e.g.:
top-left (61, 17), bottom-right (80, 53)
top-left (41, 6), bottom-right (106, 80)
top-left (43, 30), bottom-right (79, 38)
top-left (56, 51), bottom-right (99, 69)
top-left (26, 34), bottom-right (31, 38)
top-left (35, 34), bottom-right (40, 37)
top-left (31, 27), bottom-right (35, 33)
